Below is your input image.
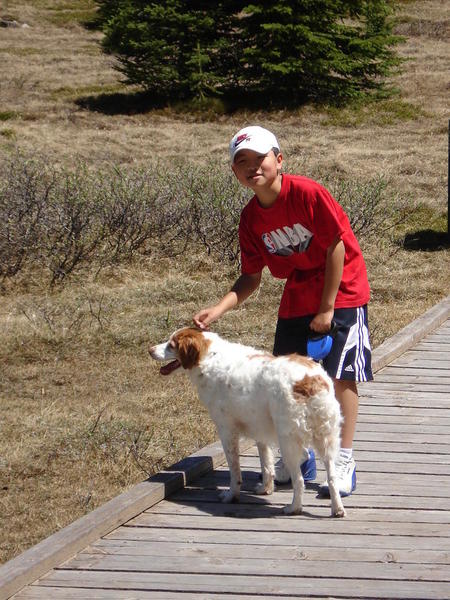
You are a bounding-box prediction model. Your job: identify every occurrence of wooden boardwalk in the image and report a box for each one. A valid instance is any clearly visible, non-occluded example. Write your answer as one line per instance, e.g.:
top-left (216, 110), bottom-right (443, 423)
top-left (3, 308), bottom-right (450, 599)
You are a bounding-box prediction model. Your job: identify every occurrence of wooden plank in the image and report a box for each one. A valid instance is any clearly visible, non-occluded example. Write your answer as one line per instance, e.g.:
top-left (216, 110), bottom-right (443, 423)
top-left (234, 439), bottom-right (450, 453)
top-left (356, 411), bottom-right (450, 423)
top-left (358, 417), bottom-right (450, 429)
top-left (424, 331), bottom-right (450, 338)
top-left (392, 358), bottom-right (450, 368)
top-left (357, 405), bottom-right (450, 417)
top-left (359, 382), bottom-right (449, 392)
top-left (32, 569), bottom-right (450, 599)
top-left (241, 446), bottom-right (450, 463)
top-left (13, 589), bottom-right (314, 600)
top-left (61, 552), bottom-right (450, 582)
top-left (393, 349), bottom-right (450, 359)
top-left (415, 334), bottom-right (450, 342)
top-left (377, 367), bottom-right (450, 376)
top-left (359, 385), bottom-right (449, 395)
top-left (205, 468), bottom-right (450, 493)
top-left (359, 387), bottom-right (449, 397)
top-left (173, 488), bottom-right (450, 510)
top-left (354, 422), bottom-right (450, 434)
top-left (125, 513), bottom-right (450, 538)
top-left (358, 394), bottom-right (450, 407)
top-left (413, 343), bottom-right (450, 351)
top-left (374, 374), bottom-right (450, 383)
top-left (108, 524), bottom-right (450, 550)
top-left (382, 360), bottom-right (449, 369)
top-left (391, 359), bottom-right (450, 368)
top-left (148, 500), bottom-right (450, 523)
top-left (211, 463), bottom-right (450, 487)
top-left (87, 537), bottom-right (450, 563)
top-left (238, 454), bottom-right (450, 475)
top-left (352, 432), bottom-right (449, 445)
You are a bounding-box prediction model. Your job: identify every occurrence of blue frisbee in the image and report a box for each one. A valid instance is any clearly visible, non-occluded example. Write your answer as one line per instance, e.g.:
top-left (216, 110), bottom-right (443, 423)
top-left (307, 322), bottom-right (338, 361)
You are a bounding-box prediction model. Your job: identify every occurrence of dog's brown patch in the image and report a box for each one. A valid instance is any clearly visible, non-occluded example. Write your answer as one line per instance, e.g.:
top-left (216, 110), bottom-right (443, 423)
top-left (173, 328), bottom-right (211, 370)
top-left (293, 374), bottom-right (329, 403)
top-left (287, 354), bottom-right (315, 368)
top-left (234, 419), bottom-right (249, 435)
top-left (248, 353), bottom-right (274, 361)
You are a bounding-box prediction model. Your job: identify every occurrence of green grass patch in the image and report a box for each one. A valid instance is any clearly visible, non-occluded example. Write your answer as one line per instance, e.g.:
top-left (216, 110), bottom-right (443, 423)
top-left (47, 9), bottom-right (97, 27)
top-left (322, 98), bottom-right (427, 128)
top-left (29, 0), bottom-right (98, 26)
top-left (0, 112), bottom-right (18, 122)
top-left (0, 129), bottom-right (16, 139)
top-left (0, 48), bottom-right (42, 57)
top-left (51, 84), bottom-right (127, 102)
top-left (401, 204), bottom-right (448, 234)
top-left (397, 204), bottom-right (449, 251)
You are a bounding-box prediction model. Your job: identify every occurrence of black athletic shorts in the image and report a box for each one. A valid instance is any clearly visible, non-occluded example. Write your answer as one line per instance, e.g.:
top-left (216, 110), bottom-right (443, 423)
top-left (273, 305), bottom-right (373, 382)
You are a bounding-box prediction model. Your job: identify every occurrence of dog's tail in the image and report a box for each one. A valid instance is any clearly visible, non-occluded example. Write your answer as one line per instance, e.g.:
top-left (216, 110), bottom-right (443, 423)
top-left (306, 393), bottom-right (342, 462)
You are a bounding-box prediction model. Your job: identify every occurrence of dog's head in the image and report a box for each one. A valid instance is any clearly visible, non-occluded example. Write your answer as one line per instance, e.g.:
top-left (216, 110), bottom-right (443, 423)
top-left (149, 327), bottom-right (212, 375)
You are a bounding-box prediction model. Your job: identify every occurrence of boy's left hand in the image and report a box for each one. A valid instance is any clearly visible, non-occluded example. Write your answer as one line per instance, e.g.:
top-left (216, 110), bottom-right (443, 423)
top-left (310, 310), bottom-right (334, 334)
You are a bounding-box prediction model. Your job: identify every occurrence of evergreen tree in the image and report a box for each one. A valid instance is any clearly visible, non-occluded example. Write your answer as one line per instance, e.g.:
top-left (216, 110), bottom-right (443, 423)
top-left (237, 0), bottom-right (403, 102)
top-left (98, 1), bottom-right (237, 100)
top-left (96, 0), bottom-right (403, 106)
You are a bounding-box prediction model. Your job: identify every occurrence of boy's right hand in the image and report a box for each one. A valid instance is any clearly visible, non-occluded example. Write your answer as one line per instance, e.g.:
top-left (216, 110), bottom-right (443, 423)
top-left (193, 274), bottom-right (261, 330)
top-left (193, 306), bottom-right (223, 330)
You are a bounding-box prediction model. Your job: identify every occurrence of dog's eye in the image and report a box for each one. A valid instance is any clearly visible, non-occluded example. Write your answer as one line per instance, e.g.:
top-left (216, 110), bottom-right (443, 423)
top-left (169, 340), bottom-right (176, 349)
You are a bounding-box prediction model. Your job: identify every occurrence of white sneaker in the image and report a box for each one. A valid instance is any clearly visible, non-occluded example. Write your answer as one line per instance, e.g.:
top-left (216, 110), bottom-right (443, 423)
top-left (274, 457), bottom-right (291, 484)
top-left (319, 455), bottom-right (356, 497)
top-left (274, 451), bottom-right (317, 484)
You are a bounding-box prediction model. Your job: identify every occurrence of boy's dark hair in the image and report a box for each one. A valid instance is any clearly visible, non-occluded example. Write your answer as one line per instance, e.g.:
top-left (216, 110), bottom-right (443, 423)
top-left (272, 147), bottom-right (280, 157)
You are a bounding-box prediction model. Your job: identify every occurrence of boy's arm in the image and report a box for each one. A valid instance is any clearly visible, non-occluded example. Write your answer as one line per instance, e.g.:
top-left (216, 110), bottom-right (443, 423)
top-left (310, 236), bottom-right (345, 333)
top-left (193, 271), bottom-right (262, 330)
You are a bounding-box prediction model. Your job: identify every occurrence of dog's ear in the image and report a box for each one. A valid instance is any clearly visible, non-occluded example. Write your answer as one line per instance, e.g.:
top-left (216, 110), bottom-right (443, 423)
top-left (175, 330), bottom-right (203, 369)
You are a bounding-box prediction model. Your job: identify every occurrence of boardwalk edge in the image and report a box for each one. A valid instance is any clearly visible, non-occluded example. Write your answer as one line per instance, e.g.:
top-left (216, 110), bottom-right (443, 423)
top-left (372, 295), bottom-right (450, 372)
top-left (0, 439), bottom-right (253, 600)
top-left (1, 295), bottom-right (449, 599)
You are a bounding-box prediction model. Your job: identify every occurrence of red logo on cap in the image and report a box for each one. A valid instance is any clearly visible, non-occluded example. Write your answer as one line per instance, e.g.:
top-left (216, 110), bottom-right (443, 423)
top-left (234, 133), bottom-right (250, 148)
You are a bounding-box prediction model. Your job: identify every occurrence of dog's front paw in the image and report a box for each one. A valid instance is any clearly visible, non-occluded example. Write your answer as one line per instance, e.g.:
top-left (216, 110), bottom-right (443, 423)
top-left (283, 503), bottom-right (302, 516)
top-left (332, 506), bottom-right (346, 518)
top-left (219, 489), bottom-right (239, 504)
top-left (254, 481), bottom-right (274, 496)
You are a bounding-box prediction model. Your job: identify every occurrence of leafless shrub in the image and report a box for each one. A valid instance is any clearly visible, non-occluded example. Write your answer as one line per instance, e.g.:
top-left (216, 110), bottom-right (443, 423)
top-left (96, 167), bottom-right (189, 264)
top-left (0, 156), bottom-right (55, 278)
top-left (182, 164), bottom-right (248, 263)
top-left (41, 166), bottom-right (110, 285)
top-left (0, 153), bottom-right (415, 286)
top-left (316, 173), bottom-right (414, 243)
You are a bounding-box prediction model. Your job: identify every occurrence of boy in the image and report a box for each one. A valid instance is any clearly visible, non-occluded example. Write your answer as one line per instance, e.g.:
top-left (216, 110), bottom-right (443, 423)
top-left (193, 125), bottom-right (372, 496)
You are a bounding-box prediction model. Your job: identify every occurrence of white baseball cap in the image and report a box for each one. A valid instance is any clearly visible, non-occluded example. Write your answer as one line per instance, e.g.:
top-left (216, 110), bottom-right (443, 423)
top-left (229, 126), bottom-right (280, 162)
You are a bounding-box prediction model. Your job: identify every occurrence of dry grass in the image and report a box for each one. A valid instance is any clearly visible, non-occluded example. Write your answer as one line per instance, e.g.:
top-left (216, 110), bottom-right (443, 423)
top-left (0, 0), bottom-right (449, 564)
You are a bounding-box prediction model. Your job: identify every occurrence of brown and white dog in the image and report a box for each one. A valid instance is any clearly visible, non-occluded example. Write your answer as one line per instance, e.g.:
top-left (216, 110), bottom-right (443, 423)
top-left (149, 327), bottom-right (345, 517)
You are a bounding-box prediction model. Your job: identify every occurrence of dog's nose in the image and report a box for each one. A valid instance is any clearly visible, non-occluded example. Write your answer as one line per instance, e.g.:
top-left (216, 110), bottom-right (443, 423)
top-left (148, 345), bottom-right (155, 356)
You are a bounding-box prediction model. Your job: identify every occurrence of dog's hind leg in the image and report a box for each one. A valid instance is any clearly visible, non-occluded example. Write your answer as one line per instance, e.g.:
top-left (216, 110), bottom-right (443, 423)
top-left (218, 428), bottom-right (242, 503)
top-left (322, 453), bottom-right (346, 517)
top-left (278, 435), bottom-right (305, 515)
top-left (254, 443), bottom-right (275, 495)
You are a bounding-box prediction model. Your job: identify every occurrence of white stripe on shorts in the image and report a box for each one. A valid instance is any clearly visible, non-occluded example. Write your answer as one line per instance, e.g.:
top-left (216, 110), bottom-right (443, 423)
top-left (336, 307), bottom-right (371, 381)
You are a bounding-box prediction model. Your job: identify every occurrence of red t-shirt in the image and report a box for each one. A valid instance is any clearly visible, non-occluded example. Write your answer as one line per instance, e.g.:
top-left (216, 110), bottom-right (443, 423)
top-left (239, 174), bottom-right (370, 318)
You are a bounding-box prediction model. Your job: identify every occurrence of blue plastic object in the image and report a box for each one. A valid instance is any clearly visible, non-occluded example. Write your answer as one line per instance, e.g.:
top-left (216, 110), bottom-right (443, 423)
top-left (301, 449), bottom-right (317, 482)
top-left (307, 321), bottom-right (338, 360)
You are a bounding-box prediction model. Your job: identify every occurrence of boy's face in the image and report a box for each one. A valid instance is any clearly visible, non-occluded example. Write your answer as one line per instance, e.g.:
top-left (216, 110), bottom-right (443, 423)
top-left (232, 149), bottom-right (283, 192)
